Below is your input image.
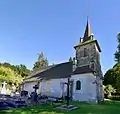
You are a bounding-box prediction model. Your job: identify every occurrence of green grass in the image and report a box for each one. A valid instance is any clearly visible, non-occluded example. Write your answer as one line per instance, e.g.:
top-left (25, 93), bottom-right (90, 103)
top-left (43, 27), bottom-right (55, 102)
top-left (0, 100), bottom-right (120, 114)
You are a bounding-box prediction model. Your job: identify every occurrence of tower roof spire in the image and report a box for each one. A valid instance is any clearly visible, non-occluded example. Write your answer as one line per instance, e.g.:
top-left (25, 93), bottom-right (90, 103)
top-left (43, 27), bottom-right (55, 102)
top-left (83, 17), bottom-right (91, 42)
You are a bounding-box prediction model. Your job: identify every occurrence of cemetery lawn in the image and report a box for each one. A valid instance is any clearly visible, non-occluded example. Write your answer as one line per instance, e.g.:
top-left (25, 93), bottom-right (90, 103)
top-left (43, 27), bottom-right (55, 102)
top-left (0, 100), bottom-right (120, 114)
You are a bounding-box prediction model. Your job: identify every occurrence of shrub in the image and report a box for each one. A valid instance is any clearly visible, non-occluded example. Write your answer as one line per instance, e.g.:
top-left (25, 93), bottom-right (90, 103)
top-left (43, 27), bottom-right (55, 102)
top-left (104, 85), bottom-right (116, 98)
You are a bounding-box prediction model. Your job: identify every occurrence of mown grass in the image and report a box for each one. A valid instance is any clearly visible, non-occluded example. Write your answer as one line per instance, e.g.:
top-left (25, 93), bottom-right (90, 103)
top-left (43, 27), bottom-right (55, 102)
top-left (0, 100), bottom-right (120, 114)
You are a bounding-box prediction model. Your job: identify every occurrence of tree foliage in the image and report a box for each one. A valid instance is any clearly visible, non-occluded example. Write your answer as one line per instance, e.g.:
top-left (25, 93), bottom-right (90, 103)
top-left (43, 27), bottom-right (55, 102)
top-left (115, 33), bottom-right (120, 63)
top-left (0, 66), bottom-right (22, 85)
top-left (14, 64), bottom-right (30, 78)
top-left (0, 62), bottom-right (30, 87)
top-left (104, 85), bottom-right (116, 97)
top-left (103, 69), bottom-right (116, 86)
top-left (0, 62), bottom-right (30, 78)
top-left (69, 57), bottom-right (73, 62)
top-left (103, 63), bottom-right (120, 93)
top-left (33, 52), bottom-right (48, 71)
top-left (103, 33), bottom-right (120, 93)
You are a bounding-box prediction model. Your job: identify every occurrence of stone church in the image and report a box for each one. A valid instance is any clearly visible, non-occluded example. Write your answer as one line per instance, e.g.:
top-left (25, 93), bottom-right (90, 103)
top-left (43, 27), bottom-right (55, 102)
top-left (22, 19), bottom-right (104, 103)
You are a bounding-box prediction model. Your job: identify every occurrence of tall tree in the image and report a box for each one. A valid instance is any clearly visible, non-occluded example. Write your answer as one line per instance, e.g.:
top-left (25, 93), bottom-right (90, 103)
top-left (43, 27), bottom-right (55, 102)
top-left (33, 52), bottom-right (48, 71)
top-left (115, 33), bottom-right (120, 63)
top-left (69, 57), bottom-right (73, 62)
top-left (103, 33), bottom-right (120, 93)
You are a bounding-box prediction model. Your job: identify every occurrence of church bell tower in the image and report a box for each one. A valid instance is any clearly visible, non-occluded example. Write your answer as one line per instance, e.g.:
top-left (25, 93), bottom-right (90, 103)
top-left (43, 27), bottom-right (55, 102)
top-left (74, 18), bottom-right (102, 78)
top-left (74, 18), bottom-right (104, 101)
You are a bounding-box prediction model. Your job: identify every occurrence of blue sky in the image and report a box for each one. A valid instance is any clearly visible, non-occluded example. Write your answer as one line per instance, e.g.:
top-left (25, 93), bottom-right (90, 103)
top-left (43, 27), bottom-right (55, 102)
top-left (0, 0), bottom-right (119, 73)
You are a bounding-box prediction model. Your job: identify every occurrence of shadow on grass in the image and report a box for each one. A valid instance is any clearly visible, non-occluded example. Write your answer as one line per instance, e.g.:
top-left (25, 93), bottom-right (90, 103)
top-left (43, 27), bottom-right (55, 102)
top-left (1, 101), bottom-right (120, 114)
top-left (0, 103), bottom-right (70, 114)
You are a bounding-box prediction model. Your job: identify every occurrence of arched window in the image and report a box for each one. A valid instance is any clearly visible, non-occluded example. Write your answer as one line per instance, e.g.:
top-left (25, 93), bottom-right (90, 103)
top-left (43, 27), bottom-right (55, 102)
top-left (76, 80), bottom-right (81, 90)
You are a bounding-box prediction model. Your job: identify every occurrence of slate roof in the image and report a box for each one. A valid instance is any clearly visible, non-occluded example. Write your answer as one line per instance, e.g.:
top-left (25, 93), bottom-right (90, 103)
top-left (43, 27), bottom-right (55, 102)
top-left (83, 17), bottom-right (91, 42)
top-left (23, 62), bottom-right (95, 83)
top-left (23, 77), bottom-right (39, 83)
top-left (73, 65), bottom-right (95, 75)
top-left (33, 62), bottom-right (73, 79)
top-left (26, 65), bottom-right (54, 79)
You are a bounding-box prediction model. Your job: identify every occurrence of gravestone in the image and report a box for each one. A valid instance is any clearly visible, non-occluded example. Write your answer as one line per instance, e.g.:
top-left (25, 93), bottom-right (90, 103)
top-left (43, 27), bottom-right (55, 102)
top-left (1, 81), bottom-right (7, 94)
top-left (11, 84), bottom-right (16, 96)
